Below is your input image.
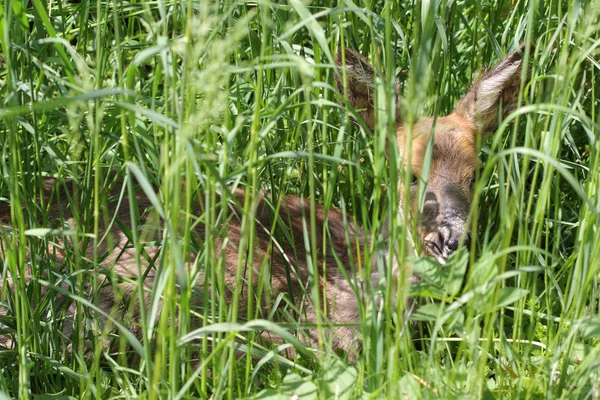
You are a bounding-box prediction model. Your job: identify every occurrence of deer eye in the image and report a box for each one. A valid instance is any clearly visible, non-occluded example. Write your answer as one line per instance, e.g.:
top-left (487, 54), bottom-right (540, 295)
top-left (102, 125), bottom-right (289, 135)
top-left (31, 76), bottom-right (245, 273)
top-left (469, 174), bottom-right (477, 188)
top-left (411, 174), bottom-right (419, 185)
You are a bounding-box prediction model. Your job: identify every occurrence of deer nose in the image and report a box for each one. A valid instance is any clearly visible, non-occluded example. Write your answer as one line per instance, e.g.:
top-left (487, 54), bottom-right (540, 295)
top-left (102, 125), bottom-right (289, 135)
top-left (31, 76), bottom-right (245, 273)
top-left (443, 230), bottom-right (471, 254)
top-left (445, 237), bottom-right (460, 252)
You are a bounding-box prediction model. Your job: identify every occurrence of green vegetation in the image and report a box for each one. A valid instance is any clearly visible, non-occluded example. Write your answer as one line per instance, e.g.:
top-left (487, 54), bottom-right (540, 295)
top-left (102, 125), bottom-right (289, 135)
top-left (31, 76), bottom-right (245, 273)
top-left (1, 0), bottom-right (599, 398)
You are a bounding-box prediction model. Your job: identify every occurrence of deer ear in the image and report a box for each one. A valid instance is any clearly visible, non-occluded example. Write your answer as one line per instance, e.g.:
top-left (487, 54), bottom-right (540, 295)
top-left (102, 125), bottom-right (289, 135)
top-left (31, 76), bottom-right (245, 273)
top-left (455, 43), bottom-right (533, 133)
top-left (335, 48), bottom-right (401, 132)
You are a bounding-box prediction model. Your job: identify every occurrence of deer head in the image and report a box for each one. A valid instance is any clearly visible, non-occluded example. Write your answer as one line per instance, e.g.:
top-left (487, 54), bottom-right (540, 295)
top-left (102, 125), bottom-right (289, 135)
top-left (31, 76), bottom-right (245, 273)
top-left (336, 44), bottom-right (531, 263)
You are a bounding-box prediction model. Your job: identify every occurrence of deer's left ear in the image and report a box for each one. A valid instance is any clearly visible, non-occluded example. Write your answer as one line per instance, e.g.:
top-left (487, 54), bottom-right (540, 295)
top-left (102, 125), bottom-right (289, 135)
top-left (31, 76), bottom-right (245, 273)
top-left (455, 43), bottom-right (534, 133)
top-left (334, 48), bottom-right (402, 132)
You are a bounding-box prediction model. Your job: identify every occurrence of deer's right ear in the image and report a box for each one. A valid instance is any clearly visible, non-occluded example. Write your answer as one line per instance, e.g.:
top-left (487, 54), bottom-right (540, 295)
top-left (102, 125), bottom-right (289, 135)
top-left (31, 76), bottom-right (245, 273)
top-left (455, 43), bottom-right (533, 134)
top-left (334, 48), bottom-right (377, 132)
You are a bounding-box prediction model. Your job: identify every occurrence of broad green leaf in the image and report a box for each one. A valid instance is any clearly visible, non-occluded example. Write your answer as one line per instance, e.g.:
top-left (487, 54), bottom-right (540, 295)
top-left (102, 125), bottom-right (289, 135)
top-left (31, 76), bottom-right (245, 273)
top-left (322, 359), bottom-right (358, 399)
top-left (250, 373), bottom-right (317, 400)
top-left (397, 373), bottom-right (422, 399)
top-left (578, 316), bottom-right (600, 339)
top-left (410, 302), bottom-right (441, 322)
top-left (409, 256), bottom-right (444, 288)
top-left (487, 288), bottom-right (529, 312)
top-left (409, 249), bottom-right (468, 300)
top-left (410, 302), bottom-right (465, 331)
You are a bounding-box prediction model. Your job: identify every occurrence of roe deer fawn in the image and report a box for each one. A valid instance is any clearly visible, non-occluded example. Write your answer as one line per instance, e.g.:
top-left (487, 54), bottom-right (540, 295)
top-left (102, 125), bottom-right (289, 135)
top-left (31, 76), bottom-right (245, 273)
top-left (0, 44), bottom-right (531, 361)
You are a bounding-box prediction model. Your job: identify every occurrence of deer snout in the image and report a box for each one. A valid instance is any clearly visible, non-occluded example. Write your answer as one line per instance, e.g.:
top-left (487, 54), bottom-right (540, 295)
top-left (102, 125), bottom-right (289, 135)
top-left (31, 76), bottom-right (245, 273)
top-left (423, 223), bottom-right (471, 264)
top-left (439, 223), bottom-right (471, 259)
top-left (420, 187), bottom-right (472, 263)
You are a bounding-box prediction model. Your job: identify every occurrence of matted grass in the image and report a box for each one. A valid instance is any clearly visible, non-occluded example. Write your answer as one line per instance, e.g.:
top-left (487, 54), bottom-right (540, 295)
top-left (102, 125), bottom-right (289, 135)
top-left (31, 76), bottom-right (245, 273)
top-left (0, 0), bottom-right (599, 398)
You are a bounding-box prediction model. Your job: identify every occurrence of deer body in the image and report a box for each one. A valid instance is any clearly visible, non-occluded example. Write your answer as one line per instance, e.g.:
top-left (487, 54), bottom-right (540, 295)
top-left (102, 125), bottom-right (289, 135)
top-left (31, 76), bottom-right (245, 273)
top-left (0, 45), bottom-right (530, 360)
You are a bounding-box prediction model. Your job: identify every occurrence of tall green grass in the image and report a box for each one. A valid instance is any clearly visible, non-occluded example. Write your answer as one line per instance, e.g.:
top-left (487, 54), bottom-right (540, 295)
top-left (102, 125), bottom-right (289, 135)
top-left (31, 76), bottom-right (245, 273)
top-left (0, 0), bottom-right (599, 398)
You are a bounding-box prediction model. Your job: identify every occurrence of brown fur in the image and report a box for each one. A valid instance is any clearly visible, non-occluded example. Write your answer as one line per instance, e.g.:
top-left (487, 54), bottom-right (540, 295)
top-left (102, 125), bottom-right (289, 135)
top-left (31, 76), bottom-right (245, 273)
top-left (0, 44), bottom-right (532, 362)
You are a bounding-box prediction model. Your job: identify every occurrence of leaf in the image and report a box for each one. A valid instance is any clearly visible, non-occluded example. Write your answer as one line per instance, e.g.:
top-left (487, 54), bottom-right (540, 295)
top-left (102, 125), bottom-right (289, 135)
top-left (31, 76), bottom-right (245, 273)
top-left (410, 302), bottom-right (464, 331)
top-left (410, 282), bottom-right (445, 300)
top-left (409, 249), bottom-right (468, 300)
top-left (126, 162), bottom-right (165, 219)
top-left (178, 320), bottom-right (317, 361)
top-left (33, 396), bottom-right (78, 400)
top-left (469, 251), bottom-right (499, 287)
top-left (409, 256), bottom-right (444, 288)
top-left (396, 374), bottom-right (422, 399)
top-left (250, 373), bottom-right (317, 400)
top-left (287, 0), bottom-right (334, 67)
top-left (29, 352), bottom-right (84, 381)
top-left (11, 0), bottom-right (28, 31)
top-left (322, 359), bottom-right (358, 400)
top-left (0, 88), bottom-right (132, 118)
top-left (131, 41), bottom-right (170, 67)
top-left (568, 341), bottom-right (593, 363)
top-left (36, 280), bottom-right (146, 360)
top-left (248, 362), bottom-right (364, 400)
top-left (487, 288), bottom-right (529, 312)
top-left (578, 316), bottom-right (600, 339)
top-left (443, 249), bottom-right (469, 297)
top-left (116, 101), bottom-right (179, 130)
top-left (410, 302), bottom-right (441, 322)
top-left (31, 0), bottom-right (76, 81)
top-left (24, 228), bottom-right (76, 237)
